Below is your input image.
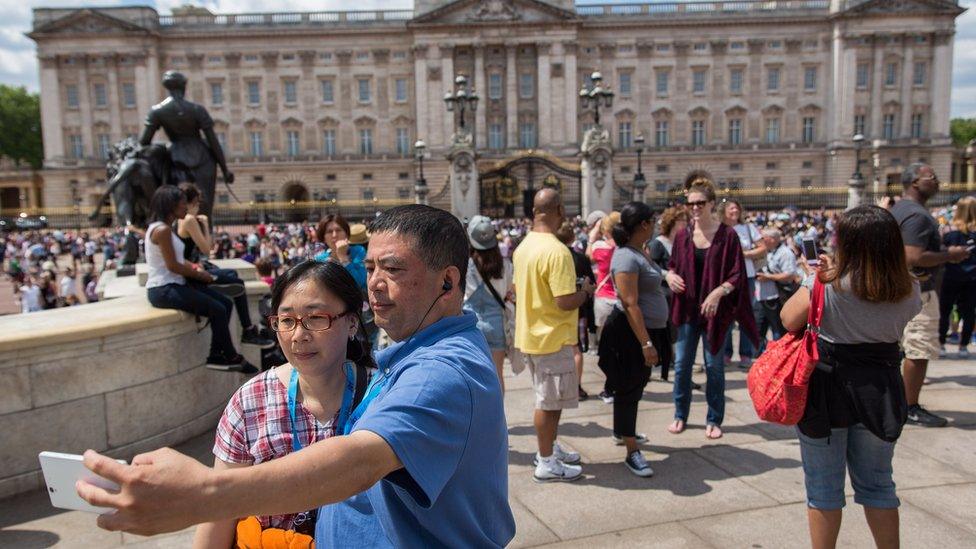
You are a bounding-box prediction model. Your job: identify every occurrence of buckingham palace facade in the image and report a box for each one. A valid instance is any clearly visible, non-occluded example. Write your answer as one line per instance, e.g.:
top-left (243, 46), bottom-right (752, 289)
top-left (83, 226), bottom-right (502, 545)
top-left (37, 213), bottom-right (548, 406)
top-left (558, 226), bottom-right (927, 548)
top-left (28, 0), bottom-right (965, 216)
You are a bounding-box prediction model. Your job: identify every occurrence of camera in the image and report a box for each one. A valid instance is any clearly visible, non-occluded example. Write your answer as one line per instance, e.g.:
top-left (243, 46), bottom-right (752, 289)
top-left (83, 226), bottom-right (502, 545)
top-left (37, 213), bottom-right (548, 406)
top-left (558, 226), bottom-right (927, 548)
top-left (576, 277), bottom-right (587, 290)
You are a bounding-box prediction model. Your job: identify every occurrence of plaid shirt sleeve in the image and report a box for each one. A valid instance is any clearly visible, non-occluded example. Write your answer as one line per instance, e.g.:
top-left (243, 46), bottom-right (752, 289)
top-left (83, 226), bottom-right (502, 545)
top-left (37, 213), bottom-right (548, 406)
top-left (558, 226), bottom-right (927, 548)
top-left (213, 387), bottom-right (253, 465)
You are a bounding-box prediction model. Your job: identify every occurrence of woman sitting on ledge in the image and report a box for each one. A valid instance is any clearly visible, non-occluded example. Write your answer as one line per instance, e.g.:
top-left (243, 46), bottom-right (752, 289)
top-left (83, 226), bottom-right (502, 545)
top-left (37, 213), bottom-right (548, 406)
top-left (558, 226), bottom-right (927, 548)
top-left (176, 182), bottom-right (274, 350)
top-left (144, 186), bottom-right (256, 373)
top-left (192, 260), bottom-right (374, 548)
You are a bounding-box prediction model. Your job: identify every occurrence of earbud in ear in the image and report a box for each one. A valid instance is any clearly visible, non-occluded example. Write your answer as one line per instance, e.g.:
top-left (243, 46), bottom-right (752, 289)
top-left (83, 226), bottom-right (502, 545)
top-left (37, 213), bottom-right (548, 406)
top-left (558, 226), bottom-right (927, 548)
top-left (442, 280), bottom-right (453, 292)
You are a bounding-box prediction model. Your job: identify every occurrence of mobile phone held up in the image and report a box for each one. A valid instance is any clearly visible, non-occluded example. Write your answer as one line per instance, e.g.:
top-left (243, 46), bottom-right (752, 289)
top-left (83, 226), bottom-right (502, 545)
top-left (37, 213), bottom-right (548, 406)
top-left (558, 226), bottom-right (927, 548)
top-left (801, 238), bottom-right (820, 267)
top-left (38, 451), bottom-right (126, 514)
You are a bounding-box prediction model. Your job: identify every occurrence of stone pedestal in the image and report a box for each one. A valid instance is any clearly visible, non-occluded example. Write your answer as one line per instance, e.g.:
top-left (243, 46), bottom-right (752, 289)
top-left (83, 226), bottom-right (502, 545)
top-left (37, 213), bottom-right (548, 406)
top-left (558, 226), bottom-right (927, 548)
top-left (847, 175), bottom-right (866, 210)
top-left (581, 127), bottom-right (614, 216)
top-left (448, 133), bottom-right (479, 220)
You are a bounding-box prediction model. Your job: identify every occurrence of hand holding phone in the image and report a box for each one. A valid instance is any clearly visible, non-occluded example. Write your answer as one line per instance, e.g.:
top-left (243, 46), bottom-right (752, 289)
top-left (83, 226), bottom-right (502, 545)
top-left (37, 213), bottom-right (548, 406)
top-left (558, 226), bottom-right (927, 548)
top-left (39, 451), bottom-right (126, 514)
top-left (801, 238), bottom-right (820, 267)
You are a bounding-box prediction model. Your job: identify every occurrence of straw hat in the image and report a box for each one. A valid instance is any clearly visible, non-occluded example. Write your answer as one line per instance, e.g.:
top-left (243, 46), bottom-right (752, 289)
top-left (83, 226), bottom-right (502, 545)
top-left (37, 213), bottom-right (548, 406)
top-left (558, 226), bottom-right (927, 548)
top-left (348, 223), bottom-right (369, 245)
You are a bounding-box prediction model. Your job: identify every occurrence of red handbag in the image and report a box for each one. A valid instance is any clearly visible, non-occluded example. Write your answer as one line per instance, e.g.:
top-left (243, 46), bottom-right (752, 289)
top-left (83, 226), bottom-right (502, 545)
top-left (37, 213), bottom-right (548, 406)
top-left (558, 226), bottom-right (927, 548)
top-left (747, 278), bottom-right (825, 425)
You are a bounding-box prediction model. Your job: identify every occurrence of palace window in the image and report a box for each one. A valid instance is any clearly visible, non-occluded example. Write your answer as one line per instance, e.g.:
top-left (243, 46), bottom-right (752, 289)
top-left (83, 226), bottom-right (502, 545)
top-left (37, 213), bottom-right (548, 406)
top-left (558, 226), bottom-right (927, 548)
top-left (519, 123), bottom-right (536, 148)
top-left (359, 128), bottom-right (373, 155)
top-left (729, 68), bottom-right (743, 94)
top-left (362, 188), bottom-right (374, 201)
top-left (247, 81), bottom-right (260, 105)
top-left (489, 124), bottom-right (504, 150)
top-left (249, 132), bottom-right (263, 156)
top-left (395, 78), bottom-right (408, 102)
top-left (913, 62), bottom-right (927, 86)
top-left (358, 79), bottom-right (371, 103)
top-left (885, 63), bottom-right (898, 86)
top-left (217, 132), bottom-right (227, 149)
top-left (93, 83), bottom-right (107, 107)
top-left (321, 80), bottom-right (334, 103)
top-left (883, 114), bottom-right (895, 140)
top-left (66, 85), bottom-right (79, 108)
top-left (519, 73), bottom-right (534, 99)
top-left (122, 83), bottom-right (136, 108)
top-left (618, 121), bottom-right (632, 148)
top-left (97, 134), bottom-right (111, 160)
top-left (728, 119), bottom-right (742, 145)
top-left (286, 131), bottom-right (300, 156)
top-left (765, 118), bottom-right (780, 143)
top-left (691, 120), bottom-right (706, 146)
top-left (856, 63), bottom-right (870, 89)
top-left (323, 129), bottom-right (336, 156)
top-left (68, 135), bottom-right (83, 158)
top-left (655, 121), bottom-right (669, 147)
top-left (767, 67), bottom-right (780, 91)
top-left (802, 117), bottom-right (816, 143)
top-left (656, 71), bottom-right (669, 96)
top-left (210, 82), bottom-right (223, 106)
top-left (692, 70), bottom-right (707, 94)
top-left (911, 113), bottom-right (924, 138)
top-left (619, 72), bottom-right (632, 96)
top-left (854, 114), bottom-right (866, 136)
top-left (283, 81), bottom-right (297, 104)
top-left (804, 67), bottom-right (817, 91)
top-left (489, 73), bottom-right (503, 99)
top-left (396, 128), bottom-right (410, 156)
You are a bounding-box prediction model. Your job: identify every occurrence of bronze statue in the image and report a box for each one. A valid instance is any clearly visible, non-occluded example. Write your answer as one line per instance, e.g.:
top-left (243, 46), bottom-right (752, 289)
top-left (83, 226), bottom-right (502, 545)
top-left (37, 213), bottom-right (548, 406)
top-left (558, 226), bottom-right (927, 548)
top-left (139, 70), bottom-right (233, 222)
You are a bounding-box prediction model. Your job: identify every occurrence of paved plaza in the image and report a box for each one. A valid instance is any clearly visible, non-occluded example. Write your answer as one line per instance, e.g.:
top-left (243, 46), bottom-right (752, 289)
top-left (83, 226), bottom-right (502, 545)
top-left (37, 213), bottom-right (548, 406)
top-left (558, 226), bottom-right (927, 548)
top-left (2, 347), bottom-right (975, 548)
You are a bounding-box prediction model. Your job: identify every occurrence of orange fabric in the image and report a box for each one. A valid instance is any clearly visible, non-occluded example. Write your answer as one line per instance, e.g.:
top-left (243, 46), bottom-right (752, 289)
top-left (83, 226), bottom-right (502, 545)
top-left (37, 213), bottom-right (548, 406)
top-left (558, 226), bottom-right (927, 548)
top-left (235, 516), bottom-right (315, 549)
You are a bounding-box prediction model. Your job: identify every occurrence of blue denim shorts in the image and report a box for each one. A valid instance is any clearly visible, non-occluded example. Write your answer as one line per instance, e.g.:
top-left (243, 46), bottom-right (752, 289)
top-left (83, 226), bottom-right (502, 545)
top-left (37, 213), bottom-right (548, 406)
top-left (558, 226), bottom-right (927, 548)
top-left (797, 424), bottom-right (899, 510)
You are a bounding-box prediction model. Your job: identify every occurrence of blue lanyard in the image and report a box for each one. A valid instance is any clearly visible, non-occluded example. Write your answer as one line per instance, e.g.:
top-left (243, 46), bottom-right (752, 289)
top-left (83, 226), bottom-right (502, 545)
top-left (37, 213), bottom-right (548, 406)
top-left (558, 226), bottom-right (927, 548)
top-left (287, 362), bottom-right (356, 452)
top-left (341, 370), bottom-right (387, 436)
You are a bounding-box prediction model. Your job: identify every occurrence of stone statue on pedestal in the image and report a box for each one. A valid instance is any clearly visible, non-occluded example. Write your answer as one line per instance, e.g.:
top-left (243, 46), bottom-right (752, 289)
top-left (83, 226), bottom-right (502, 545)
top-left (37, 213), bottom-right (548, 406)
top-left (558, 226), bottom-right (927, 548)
top-left (448, 132), bottom-right (479, 220)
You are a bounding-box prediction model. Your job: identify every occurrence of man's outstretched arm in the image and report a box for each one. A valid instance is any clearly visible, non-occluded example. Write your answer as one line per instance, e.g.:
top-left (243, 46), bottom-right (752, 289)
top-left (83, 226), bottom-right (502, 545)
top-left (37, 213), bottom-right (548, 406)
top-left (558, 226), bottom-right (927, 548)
top-left (77, 430), bottom-right (401, 537)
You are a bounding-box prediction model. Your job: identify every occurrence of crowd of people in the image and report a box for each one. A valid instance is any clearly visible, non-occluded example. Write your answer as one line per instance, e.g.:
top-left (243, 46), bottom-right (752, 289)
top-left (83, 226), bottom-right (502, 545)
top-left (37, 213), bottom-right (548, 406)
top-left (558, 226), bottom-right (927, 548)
top-left (3, 160), bottom-right (971, 548)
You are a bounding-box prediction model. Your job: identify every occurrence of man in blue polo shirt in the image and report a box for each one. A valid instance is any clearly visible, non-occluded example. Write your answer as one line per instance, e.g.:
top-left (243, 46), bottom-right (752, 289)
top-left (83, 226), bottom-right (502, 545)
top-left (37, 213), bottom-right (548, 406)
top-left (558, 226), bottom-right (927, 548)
top-left (78, 205), bottom-right (515, 547)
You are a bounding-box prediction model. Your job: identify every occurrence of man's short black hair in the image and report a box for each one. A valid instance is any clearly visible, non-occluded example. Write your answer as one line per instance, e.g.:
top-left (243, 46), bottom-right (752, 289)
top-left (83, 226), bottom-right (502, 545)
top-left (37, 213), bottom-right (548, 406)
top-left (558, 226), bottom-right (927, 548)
top-left (369, 205), bottom-right (469, 282)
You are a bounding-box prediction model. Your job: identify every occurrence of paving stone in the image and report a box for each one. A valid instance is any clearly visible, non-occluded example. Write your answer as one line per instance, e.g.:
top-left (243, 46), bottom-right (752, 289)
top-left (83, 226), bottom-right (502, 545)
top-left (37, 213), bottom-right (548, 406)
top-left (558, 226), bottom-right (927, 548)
top-left (900, 483), bottom-right (976, 536)
top-left (541, 521), bottom-right (712, 548)
top-left (509, 496), bottom-right (560, 548)
top-left (897, 424), bottom-right (976, 479)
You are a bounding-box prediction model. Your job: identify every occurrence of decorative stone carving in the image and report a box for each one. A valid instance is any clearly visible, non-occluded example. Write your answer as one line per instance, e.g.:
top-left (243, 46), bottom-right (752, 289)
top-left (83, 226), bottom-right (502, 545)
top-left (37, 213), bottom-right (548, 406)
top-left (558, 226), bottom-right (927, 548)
top-left (468, 0), bottom-right (520, 22)
top-left (428, 66), bottom-right (442, 81)
top-left (298, 50), bottom-right (317, 66)
top-left (551, 62), bottom-right (563, 78)
top-left (580, 126), bottom-right (613, 216)
top-left (448, 132), bottom-right (479, 219)
top-left (260, 51), bottom-right (278, 68)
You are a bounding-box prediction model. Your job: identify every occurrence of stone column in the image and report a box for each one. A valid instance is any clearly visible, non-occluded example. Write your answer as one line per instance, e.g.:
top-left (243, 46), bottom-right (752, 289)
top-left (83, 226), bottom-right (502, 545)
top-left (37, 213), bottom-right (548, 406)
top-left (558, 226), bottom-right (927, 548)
top-left (147, 49), bottom-right (161, 104)
top-left (413, 45), bottom-right (430, 145)
top-left (448, 135), bottom-right (479, 219)
top-left (78, 56), bottom-right (94, 157)
top-left (133, 53), bottom-right (152, 120)
top-left (474, 44), bottom-right (487, 149)
top-left (441, 45), bottom-right (455, 149)
top-left (847, 175), bottom-right (865, 210)
top-left (580, 127), bottom-right (614, 216)
top-left (537, 42), bottom-right (552, 148)
top-left (563, 42), bottom-right (578, 148)
top-left (899, 37), bottom-right (914, 138)
top-left (299, 50), bottom-right (318, 152)
top-left (870, 38), bottom-right (884, 138)
top-left (930, 31), bottom-right (954, 140)
top-left (38, 55), bottom-right (63, 165)
top-left (224, 52), bottom-right (242, 152)
top-left (827, 30), bottom-right (855, 145)
top-left (505, 44), bottom-right (518, 148)
top-left (105, 54), bottom-right (122, 139)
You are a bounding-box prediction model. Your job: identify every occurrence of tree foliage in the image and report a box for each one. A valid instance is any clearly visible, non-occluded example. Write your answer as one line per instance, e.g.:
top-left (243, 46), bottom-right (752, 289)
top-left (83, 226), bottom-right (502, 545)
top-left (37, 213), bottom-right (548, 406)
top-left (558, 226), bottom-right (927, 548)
top-left (950, 118), bottom-right (976, 148)
top-left (0, 85), bottom-right (42, 169)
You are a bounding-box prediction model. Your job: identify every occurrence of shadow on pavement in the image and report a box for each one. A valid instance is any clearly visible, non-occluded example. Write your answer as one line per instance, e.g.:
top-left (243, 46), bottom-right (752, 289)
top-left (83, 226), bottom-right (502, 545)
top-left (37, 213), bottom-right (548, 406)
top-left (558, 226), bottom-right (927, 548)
top-left (0, 529), bottom-right (60, 548)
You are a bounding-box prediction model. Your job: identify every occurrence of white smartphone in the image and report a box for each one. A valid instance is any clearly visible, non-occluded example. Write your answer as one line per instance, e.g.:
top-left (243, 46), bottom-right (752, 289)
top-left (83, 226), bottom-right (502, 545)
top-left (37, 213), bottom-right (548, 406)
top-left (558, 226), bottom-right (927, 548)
top-left (801, 238), bottom-right (820, 267)
top-left (38, 451), bottom-right (126, 514)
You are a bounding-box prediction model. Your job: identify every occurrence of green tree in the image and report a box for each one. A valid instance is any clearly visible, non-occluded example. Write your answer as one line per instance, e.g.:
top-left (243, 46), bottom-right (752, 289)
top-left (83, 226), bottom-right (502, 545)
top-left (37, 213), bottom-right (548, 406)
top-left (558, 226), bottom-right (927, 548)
top-left (0, 85), bottom-right (42, 169)
top-left (950, 117), bottom-right (976, 147)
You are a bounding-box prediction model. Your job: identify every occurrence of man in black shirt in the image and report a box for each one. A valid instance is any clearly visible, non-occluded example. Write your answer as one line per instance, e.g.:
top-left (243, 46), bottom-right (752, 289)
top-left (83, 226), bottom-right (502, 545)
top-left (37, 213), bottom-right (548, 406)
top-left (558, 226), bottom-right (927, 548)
top-left (891, 163), bottom-right (971, 427)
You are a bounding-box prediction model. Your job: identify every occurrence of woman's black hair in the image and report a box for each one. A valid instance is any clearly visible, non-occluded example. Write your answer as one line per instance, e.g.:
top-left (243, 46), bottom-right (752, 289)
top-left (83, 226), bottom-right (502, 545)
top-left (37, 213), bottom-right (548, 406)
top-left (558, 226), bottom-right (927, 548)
top-left (270, 260), bottom-right (375, 370)
top-left (149, 185), bottom-right (185, 223)
top-left (612, 201), bottom-right (654, 247)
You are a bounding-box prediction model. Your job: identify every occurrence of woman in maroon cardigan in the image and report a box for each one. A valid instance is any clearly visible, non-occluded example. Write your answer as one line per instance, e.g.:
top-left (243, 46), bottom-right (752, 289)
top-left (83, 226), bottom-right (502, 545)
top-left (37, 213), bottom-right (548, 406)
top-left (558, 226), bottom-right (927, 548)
top-left (665, 182), bottom-right (758, 439)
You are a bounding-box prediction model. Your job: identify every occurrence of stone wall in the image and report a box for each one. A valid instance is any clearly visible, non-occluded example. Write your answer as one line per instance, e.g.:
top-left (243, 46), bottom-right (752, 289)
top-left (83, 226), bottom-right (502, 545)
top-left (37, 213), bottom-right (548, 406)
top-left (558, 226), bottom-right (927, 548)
top-left (0, 295), bottom-right (249, 499)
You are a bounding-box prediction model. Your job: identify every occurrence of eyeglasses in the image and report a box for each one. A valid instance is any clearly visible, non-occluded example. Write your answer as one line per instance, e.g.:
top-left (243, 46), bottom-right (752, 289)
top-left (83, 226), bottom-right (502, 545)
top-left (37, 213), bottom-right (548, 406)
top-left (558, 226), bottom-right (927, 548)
top-left (268, 311), bottom-right (349, 332)
top-left (686, 200), bottom-right (709, 208)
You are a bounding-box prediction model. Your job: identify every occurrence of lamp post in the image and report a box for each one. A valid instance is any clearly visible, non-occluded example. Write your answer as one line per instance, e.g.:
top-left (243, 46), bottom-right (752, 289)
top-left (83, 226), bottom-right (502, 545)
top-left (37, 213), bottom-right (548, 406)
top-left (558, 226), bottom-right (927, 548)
top-left (633, 133), bottom-right (647, 202)
top-left (852, 133), bottom-right (865, 181)
top-left (443, 75), bottom-right (479, 133)
top-left (578, 71), bottom-right (614, 126)
top-left (848, 133), bottom-right (866, 209)
top-left (871, 139), bottom-right (883, 200)
top-left (414, 139), bottom-right (429, 205)
top-left (967, 139), bottom-right (975, 193)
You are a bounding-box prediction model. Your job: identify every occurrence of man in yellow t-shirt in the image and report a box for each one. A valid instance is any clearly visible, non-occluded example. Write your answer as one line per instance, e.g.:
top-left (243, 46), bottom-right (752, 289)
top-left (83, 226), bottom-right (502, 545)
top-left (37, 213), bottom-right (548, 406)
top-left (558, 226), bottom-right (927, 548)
top-left (513, 188), bottom-right (595, 483)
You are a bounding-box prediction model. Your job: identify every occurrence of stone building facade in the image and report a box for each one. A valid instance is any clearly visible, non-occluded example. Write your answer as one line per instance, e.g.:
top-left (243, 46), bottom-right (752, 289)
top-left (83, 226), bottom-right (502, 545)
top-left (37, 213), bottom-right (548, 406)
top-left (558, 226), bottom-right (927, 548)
top-left (29, 0), bottom-right (965, 217)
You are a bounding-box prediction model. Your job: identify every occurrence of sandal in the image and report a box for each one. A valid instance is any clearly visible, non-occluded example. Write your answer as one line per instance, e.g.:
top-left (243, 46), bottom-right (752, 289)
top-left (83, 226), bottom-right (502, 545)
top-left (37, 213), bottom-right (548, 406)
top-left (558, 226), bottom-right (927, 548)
top-left (668, 419), bottom-right (686, 434)
top-left (705, 424), bottom-right (723, 440)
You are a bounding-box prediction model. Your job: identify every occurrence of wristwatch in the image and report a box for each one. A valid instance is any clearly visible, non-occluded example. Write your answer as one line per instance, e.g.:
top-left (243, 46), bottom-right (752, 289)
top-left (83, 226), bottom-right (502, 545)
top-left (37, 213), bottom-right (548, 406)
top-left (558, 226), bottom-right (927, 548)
top-left (721, 285), bottom-right (732, 296)
top-left (642, 341), bottom-right (654, 349)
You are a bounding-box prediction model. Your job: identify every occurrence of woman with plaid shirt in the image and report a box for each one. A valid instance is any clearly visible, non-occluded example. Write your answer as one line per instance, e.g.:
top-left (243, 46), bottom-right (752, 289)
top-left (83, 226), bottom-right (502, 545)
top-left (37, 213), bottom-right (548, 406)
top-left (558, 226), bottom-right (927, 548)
top-left (193, 261), bottom-right (373, 548)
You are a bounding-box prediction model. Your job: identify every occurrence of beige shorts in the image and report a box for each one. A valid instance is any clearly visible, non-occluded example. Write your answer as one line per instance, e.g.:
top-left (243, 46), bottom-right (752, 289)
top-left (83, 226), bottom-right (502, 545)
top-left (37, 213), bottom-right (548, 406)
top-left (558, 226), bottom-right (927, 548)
top-left (525, 346), bottom-right (579, 411)
top-left (594, 296), bottom-right (616, 328)
top-left (902, 290), bottom-right (941, 361)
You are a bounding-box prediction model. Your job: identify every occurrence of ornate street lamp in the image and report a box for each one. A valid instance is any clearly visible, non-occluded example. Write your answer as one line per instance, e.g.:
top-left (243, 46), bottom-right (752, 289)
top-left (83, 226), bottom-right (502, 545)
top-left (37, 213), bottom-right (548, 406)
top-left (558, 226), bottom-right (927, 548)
top-left (578, 71), bottom-right (614, 126)
top-left (444, 75), bottom-right (479, 132)
top-left (414, 139), bottom-right (429, 205)
top-left (633, 133), bottom-right (647, 202)
top-left (966, 138), bottom-right (975, 192)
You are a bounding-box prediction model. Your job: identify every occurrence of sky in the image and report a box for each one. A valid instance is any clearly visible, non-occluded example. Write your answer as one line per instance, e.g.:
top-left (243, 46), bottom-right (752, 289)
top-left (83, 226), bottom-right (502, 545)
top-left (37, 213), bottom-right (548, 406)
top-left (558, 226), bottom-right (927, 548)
top-left (1, 0), bottom-right (974, 118)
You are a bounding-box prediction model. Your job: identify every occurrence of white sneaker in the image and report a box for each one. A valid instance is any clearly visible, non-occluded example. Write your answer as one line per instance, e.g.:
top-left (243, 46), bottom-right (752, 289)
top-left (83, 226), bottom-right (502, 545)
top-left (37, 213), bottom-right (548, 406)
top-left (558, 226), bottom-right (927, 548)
top-left (939, 346), bottom-right (947, 359)
top-left (533, 442), bottom-right (581, 465)
top-left (612, 433), bottom-right (649, 446)
top-left (533, 456), bottom-right (583, 483)
top-left (959, 347), bottom-right (970, 359)
top-left (625, 450), bottom-right (654, 477)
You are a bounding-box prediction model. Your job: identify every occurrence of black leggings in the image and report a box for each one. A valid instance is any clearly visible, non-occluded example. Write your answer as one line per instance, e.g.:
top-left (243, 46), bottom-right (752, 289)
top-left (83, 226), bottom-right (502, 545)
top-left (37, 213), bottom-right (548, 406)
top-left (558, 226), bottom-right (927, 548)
top-left (939, 278), bottom-right (976, 346)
